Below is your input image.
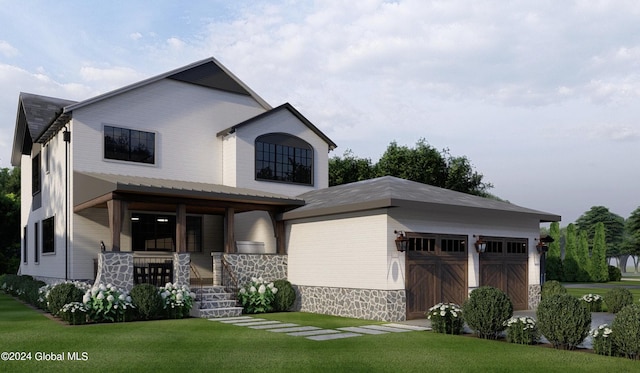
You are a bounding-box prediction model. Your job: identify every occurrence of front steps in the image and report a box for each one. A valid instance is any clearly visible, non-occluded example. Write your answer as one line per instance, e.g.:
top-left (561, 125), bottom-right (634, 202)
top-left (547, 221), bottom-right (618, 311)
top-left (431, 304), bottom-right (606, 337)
top-left (190, 286), bottom-right (243, 318)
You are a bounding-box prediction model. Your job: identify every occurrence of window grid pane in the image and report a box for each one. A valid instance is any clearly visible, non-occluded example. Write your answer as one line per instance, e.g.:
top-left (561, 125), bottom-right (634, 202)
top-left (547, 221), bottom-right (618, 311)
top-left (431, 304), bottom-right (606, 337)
top-left (104, 125), bottom-right (155, 164)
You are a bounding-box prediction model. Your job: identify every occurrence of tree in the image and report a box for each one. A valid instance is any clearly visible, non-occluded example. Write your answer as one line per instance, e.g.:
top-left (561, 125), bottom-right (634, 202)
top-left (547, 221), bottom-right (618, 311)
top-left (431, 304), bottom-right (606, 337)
top-left (328, 149), bottom-right (375, 186)
top-left (623, 206), bottom-right (640, 272)
top-left (590, 223), bottom-right (609, 282)
top-left (0, 167), bottom-right (21, 275)
top-left (546, 222), bottom-right (563, 281)
top-left (576, 230), bottom-right (592, 281)
top-left (331, 139), bottom-right (494, 196)
top-left (562, 224), bottom-right (579, 282)
top-left (575, 206), bottom-right (624, 264)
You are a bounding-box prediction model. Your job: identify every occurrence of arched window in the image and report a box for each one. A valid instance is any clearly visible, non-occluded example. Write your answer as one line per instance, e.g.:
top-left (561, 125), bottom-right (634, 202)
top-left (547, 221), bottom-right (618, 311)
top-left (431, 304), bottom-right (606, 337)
top-left (255, 133), bottom-right (313, 185)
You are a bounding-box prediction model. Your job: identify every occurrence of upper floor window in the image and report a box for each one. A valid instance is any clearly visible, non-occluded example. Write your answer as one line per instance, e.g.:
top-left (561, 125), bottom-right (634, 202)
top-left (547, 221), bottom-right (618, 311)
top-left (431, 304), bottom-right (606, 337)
top-left (255, 133), bottom-right (313, 185)
top-left (42, 216), bottom-right (55, 254)
top-left (32, 153), bottom-right (41, 195)
top-left (104, 125), bottom-right (155, 164)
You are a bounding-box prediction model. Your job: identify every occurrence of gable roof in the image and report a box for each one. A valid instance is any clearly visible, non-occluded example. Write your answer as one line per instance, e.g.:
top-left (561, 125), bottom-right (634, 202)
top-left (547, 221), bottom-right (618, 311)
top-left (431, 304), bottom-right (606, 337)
top-left (216, 102), bottom-right (337, 151)
top-left (11, 57), bottom-right (272, 165)
top-left (282, 176), bottom-right (561, 222)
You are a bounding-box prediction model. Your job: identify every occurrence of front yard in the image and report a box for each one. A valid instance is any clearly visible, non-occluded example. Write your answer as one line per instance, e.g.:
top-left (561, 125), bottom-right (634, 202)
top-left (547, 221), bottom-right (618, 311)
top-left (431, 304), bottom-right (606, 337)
top-left (1, 294), bottom-right (637, 372)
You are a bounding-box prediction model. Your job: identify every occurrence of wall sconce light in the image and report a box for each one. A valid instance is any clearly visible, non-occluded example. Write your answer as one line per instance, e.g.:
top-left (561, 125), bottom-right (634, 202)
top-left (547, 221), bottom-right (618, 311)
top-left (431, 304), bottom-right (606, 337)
top-left (536, 235), bottom-right (554, 254)
top-left (474, 235), bottom-right (487, 253)
top-left (394, 230), bottom-right (409, 252)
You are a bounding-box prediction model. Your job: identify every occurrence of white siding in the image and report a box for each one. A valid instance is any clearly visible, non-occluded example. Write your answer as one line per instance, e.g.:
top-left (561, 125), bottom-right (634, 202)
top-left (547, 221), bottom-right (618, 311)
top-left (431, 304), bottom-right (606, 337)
top-left (234, 211), bottom-right (277, 253)
top-left (72, 208), bottom-right (109, 280)
top-left (233, 109), bottom-right (330, 196)
top-left (287, 211), bottom-right (392, 289)
top-left (71, 79), bottom-right (265, 183)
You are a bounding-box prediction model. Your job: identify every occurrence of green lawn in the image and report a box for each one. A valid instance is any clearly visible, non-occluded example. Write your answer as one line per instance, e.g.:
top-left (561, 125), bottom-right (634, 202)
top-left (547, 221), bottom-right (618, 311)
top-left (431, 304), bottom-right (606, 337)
top-left (564, 281), bottom-right (640, 312)
top-left (2, 294), bottom-right (639, 372)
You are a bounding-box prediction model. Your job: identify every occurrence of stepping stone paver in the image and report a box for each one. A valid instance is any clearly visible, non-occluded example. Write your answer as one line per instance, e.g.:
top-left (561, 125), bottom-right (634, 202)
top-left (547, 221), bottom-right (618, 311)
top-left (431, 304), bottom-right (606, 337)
top-left (383, 323), bottom-right (430, 331)
top-left (337, 326), bottom-right (389, 335)
top-left (233, 320), bottom-right (283, 327)
top-left (287, 329), bottom-right (342, 337)
top-left (209, 316), bottom-right (254, 322)
top-left (218, 318), bottom-right (265, 324)
top-left (267, 326), bottom-right (321, 333)
top-left (307, 332), bottom-right (363, 341)
top-left (249, 323), bottom-right (299, 330)
top-left (358, 325), bottom-right (413, 333)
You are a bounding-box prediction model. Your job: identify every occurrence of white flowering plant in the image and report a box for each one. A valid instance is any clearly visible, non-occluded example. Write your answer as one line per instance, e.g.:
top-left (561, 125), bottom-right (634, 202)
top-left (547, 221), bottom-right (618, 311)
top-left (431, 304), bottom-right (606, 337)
top-left (589, 324), bottom-right (615, 356)
top-left (238, 277), bottom-right (278, 314)
top-left (60, 302), bottom-right (89, 325)
top-left (426, 303), bottom-right (464, 334)
top-left (504, 316), bottom-right (540, 345)
top-left (159, 282), bottom-right (196, 319)
top-left (83, 283), bottom-right (135, 323)
top-left (580, 293), bottom-right (603, 312)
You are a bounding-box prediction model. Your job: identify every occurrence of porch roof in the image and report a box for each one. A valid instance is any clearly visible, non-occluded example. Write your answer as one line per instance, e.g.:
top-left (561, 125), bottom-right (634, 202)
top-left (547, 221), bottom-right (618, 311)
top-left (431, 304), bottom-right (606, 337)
top-left (282, 176), bottom-right (561, 222)
top-left (74, 172), bottom-right (305, 213)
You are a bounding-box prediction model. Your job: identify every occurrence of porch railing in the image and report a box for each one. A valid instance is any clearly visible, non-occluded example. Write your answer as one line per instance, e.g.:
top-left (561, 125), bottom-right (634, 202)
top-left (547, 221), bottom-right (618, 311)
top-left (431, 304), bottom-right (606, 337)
top-left (221, 255), bottom-right (239, 302)
top-left (133, 256), bottom-right (173, 287)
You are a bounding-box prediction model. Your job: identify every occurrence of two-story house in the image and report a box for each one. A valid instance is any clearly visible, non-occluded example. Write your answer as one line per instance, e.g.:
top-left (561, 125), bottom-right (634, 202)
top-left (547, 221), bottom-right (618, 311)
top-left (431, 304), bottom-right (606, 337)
top-left (11, 57), bottom-right (559, 321)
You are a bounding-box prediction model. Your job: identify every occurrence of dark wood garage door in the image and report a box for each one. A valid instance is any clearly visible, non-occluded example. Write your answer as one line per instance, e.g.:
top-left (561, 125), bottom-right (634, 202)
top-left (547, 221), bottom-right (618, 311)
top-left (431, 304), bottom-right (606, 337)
top-left (479, 237), bottom-right (528, 310)
top-left (406, 233), bottom-right (468, 320)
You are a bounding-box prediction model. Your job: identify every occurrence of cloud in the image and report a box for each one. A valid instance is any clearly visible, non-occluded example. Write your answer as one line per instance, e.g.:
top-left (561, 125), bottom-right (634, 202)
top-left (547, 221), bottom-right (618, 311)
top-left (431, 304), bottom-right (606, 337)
top-left (78, 65), bottom-right (145, 90)
top-left (129, 32), bottom-right (143, 41)
top-left (0, 40), bottom-right (19, 57)
top-left (588, 123), bottom-right (640, 142)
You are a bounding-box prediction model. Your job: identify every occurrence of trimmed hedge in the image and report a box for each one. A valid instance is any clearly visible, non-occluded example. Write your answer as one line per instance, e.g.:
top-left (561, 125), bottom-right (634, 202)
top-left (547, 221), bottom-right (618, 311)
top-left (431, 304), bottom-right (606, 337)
top-left (463, 286), bottom-right (513, 339)
top-left (272, 279), bottom-right (296, 312)
top-left (608, 265), bottom-right (622, 282)
top-left (130, 283), bottom-right (164, 320)
top-left (540, 280), bottom-right (566, 300)
top-left (537, 294), bottom-right (590, 350)
top-left (612, 304), bottom-right (640, 359)
top-left (604, 287), bottom-right (633, 314)
top-left (47, 283), bottom-right (85, 316)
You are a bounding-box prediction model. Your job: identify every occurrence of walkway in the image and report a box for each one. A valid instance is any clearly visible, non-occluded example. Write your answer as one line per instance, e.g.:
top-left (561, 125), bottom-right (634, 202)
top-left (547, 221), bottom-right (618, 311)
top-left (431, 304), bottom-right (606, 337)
top-left (208, 316), bottom-right (430, 341)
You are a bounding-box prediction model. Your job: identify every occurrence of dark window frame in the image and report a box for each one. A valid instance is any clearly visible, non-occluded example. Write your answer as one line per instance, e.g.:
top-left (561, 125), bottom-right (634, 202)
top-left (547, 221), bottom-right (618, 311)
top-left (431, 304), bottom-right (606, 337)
top-left (32, 153), bottom-right (41, 195)
top-left (131, 213), bottom-right (202, 252)
top-left (483, 236), bottom-right (528, 255)
top-left (104, 125), bottom-right (156, 164)
top-left (23, 226), bottom-right (28, 263)
top-left (255, 133), bottom-right (314, 186)
top-left (406, 232), bottom-right (467, 255)
top-left (42, 216), bottom-right (55, 254)
top-left (34, 222), bottom-right (39, 264)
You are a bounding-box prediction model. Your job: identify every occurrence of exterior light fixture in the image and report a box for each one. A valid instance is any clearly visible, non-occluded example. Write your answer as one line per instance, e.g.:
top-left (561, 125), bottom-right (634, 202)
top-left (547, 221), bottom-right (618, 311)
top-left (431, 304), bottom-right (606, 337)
top-left (536, 235), bottom-right (554, 254)
top-left (394, 230), bottom-right (409, 252)
top-left (474, 235), bottom-right (487, 253)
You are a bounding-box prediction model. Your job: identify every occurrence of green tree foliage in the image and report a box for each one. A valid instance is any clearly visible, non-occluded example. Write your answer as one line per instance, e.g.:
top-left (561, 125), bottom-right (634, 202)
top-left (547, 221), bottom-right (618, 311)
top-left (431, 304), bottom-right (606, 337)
top-left (546, 222), bottom-right (563, 281)
top-left (328, 149), bottom-right (375, 186)
top-left (562, 224), bottom-right (579, 282)
top-left (0, 167), bottom-right (21, 275)
top-left (329, 139), bottom-right (493, 196)
top-left (576, 230), bottom-right (592, 281)
top-left (590, 223), bottom-right (609, 282)
top-left (575, 206), bottom-right (624, 260)
top-left (623, 206), bottom-right (640, 273)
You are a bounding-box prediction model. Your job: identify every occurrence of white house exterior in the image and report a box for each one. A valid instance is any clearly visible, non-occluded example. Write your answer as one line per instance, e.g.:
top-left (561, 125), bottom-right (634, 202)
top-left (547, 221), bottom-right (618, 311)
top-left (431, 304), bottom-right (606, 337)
top-left (11, 57), bottom-right (559, 321)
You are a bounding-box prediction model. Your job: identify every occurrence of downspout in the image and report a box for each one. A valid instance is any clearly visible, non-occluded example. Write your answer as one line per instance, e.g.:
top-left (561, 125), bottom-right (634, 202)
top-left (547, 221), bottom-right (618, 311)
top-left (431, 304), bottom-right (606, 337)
top-left (63, 126), bottom-right (70, 280)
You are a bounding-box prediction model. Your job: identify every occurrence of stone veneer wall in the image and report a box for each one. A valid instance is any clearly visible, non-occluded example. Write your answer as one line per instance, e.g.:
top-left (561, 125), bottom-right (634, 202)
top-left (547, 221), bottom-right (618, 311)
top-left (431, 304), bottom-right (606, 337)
top-left (173, 253), bottom-right (190, 286)
top-left (222, 254), bottom-right (287, 286)
top-left (94, 252), bottom-right (134, 292)
top-left (294, 285), bottom-right (406, 322)
top-left (528, 284), bottom-right (541, 309)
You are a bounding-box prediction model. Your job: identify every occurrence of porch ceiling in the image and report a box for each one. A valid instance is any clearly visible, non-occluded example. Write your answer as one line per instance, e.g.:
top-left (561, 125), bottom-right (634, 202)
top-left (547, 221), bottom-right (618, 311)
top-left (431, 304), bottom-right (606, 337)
top-left (73, 171), bottom-right (305, 214)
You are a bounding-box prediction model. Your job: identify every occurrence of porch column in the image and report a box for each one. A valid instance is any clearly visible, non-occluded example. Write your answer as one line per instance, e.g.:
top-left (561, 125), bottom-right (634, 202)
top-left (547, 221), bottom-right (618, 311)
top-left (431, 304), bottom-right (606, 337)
top-left (269, 211), bottom-right (286, 255)
top-left (224, 207), bottom-right (235, 253)
top-left (176, 203), bottom-right (187, 253)
top-left (107, 199), bottom-right (126, 252)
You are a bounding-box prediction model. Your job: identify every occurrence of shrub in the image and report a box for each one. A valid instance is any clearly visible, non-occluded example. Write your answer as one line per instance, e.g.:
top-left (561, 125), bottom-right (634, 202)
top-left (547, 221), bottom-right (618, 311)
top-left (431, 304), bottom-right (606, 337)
top-left (540, 280), bottom-right (566, 300)
top-left (580, 293), bottom-right (603, 312)
top-left (504, 316), bottom-right (540, 345)
top-left (463, 286), bottom-right (513, 339)
top-left (608, 265), bottom-right (622, 282)
top-left (426, 303), bottom-right (464, 335)
top-left (47, 283), bottom-right (85, 316)
top-left (158, 282), bottom-right (195, 319)
top-left (612, 304), bottom-right (640, 359)
top-left (238, 277), bottom-right (278, 314)
top-left (60, 302), bottom-right (89, 325)
top-left (130, 284), bottom-right (164, 320)
top-left (272, 279), bottom-right (296, 312)
top-left (537, 294), bottom-right (591, 350)
top-left (604, 287), bottom-right (633, 314)
top-left (590, 324), bottom-right (615, 356)
top-left (83, 283), bottom-right (135, 322)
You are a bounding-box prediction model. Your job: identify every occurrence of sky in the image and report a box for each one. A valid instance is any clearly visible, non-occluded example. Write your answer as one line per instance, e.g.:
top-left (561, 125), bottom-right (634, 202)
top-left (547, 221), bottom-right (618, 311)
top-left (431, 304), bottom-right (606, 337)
top-left (1, 0), bottom-right (639, 224)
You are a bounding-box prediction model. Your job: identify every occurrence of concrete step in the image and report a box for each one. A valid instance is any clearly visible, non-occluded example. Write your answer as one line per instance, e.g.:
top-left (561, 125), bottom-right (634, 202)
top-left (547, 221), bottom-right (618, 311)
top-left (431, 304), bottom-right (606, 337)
top-left (193, 306), bottom-right (243, 318)
top-left (197, 299), bottom-right (237, 309)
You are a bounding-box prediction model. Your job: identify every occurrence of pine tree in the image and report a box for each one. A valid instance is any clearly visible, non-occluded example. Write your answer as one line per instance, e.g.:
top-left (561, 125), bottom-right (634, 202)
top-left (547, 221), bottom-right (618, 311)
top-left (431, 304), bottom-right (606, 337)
top-left (562, 224), bottom-right (579, 282)
top-left (546, 222), bottom-right (563, 281)
top-left (576, 230), bottom-right (592, 281)
top-left (590, 223), bottom-right (609, 282)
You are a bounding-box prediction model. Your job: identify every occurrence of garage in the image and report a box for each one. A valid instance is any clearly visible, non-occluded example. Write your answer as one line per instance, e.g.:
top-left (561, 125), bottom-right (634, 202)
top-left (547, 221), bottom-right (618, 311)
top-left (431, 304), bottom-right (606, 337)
top-left (479, 237), bottom-right (529, 310)
top-left (405, 232), bottom-right (468, 320)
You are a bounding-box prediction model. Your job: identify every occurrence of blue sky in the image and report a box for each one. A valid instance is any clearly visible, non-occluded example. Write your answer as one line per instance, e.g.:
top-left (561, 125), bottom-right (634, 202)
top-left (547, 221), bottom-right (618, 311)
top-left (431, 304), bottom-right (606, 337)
top-left (1, 0), bottom-right (640, 224)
